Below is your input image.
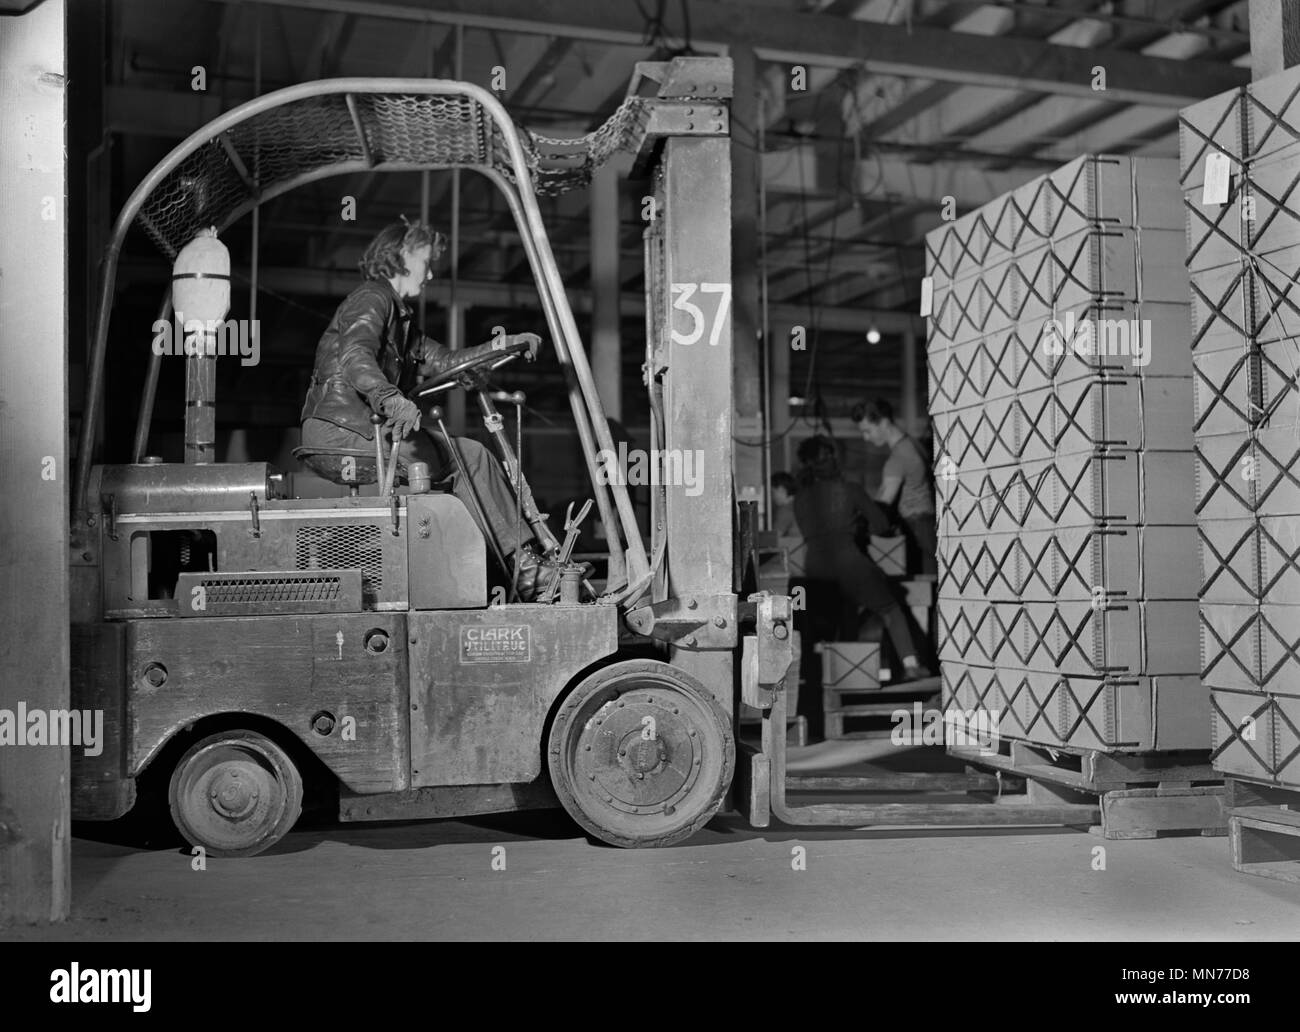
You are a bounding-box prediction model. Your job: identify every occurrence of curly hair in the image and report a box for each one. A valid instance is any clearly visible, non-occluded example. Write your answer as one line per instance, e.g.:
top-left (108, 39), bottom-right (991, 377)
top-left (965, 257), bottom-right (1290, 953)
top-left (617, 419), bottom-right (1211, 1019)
top-left (796, 435), bottom-right (837, 469)
top-left (772, 471), bottom-right (798, 496)
top-left (850, 397), bottom-right (894, 425)
top-left (358, 218), bottom-right (446, 281)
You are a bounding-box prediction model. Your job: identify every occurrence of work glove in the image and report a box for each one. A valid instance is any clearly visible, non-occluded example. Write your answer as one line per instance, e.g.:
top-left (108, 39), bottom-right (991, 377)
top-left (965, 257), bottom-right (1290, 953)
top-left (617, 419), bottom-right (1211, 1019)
top-left (503, 332), bottom-right (543, 361)
top-left (379, 394), bottom-right (421, 440)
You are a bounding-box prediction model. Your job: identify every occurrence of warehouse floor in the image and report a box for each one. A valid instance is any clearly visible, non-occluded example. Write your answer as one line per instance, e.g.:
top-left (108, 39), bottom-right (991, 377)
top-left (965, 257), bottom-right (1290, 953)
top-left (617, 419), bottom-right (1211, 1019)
top-left (4, 771), bottom-right (1299, 941)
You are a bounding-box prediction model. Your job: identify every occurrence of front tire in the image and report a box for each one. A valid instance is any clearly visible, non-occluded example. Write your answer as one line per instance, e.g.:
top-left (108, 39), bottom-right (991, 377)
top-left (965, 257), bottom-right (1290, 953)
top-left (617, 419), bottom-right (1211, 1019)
top-left (168, 730), bottom-right (304, 858)
top-left (547, 660), bottom-right (734, 848)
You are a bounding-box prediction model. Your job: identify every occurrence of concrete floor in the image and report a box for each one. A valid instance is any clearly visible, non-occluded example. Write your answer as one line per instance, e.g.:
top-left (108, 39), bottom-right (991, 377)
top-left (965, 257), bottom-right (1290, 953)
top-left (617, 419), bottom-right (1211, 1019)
top-left (3, 801), bottom-right (1299, 941)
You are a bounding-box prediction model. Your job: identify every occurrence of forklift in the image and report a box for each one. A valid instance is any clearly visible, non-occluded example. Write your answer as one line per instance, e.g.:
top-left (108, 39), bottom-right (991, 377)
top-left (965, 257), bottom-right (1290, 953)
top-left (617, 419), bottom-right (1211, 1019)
top-left (69, 58), bottom-right (1099, 857)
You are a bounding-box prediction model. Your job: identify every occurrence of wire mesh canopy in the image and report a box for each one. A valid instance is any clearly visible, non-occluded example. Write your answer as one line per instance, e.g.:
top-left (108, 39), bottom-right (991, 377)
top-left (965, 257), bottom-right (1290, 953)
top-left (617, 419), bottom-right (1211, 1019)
top-left (138, 82), bottom-right (648, 258)
top-left (77, 78), bottom-right (654, 596)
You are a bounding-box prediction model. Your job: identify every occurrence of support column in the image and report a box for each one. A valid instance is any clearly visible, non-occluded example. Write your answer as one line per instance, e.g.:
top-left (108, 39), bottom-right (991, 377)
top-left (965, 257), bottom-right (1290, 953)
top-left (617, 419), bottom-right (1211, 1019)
top-left (1250, 0), bottom-right (1300, 78)
top-left (901, 327), bottom-right (921, 437)
top-left (589, 160), bottom-right (622, 421)
top-left (769, 319), bottom-right (791, 474)
top-left (0, 0), bottom-right (70, 925)
top-left (730, 45), bottom-right (765, 519)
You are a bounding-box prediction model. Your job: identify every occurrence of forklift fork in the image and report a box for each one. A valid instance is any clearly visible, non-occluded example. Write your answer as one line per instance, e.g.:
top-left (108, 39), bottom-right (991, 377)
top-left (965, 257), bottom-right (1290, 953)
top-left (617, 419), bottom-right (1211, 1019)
top-left (738, 594), bottom-right (1101, 830)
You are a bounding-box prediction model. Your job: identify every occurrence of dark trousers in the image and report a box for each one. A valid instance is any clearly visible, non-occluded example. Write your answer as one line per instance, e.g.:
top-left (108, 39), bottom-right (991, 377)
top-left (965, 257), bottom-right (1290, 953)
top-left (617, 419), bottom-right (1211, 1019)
top-left (901, 512), bottom-right (938, 576)
top-left (302, 418), bottom-right (533, 556)
top-left (804, 547), bottom-right (919, 662)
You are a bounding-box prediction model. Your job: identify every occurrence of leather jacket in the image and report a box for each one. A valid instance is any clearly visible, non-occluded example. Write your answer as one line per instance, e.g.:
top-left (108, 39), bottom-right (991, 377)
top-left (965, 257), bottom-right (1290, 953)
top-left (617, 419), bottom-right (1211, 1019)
top-left (301, 278), bottom-right (496, 439)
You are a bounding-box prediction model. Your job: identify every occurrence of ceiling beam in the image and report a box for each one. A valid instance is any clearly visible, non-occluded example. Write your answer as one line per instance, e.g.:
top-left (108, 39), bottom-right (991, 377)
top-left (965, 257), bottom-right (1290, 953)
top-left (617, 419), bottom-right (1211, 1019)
top-left (200, 0), bottom-right (1250, 107)
top-left (119, 259), bottom-right (925, 333)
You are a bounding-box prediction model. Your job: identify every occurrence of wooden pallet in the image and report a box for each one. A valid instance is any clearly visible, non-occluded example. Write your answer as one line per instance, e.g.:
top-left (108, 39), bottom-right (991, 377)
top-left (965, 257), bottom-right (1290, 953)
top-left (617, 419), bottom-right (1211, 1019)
top-left (1227, 778), bottom-right (1300, 883)
top-left (824, 678), bottom-right (940, 740)
top-left (739, 713), bottom-right (808, 748)
top-left (949, 738), bottom-right (1226, 840)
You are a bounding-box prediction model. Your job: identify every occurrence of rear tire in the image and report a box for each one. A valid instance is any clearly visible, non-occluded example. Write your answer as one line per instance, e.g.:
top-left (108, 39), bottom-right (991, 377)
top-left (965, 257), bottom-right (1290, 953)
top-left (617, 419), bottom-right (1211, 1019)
top-left (168, 730), bottom-right (303, 858)
top-left (547, 660), bottom-right (734, 848)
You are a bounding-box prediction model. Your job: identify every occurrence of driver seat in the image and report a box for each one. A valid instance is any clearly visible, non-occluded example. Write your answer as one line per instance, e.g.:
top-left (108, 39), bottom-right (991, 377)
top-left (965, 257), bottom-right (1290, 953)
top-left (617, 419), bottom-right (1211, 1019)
top-left (292, 445), bottom-right (407, 490)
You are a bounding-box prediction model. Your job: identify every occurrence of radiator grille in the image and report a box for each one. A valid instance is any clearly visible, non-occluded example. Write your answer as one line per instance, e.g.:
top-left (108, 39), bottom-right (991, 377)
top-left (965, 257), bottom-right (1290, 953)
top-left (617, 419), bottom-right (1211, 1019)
top-left (295, 524), bottom-right (383, 598)
top-left (199, 574), bottom-right (343, 604)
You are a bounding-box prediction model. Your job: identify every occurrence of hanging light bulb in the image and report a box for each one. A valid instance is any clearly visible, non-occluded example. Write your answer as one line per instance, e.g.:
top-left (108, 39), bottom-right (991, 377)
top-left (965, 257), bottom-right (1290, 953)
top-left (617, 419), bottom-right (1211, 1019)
top-left (866, 326), bottom-right (882, 345)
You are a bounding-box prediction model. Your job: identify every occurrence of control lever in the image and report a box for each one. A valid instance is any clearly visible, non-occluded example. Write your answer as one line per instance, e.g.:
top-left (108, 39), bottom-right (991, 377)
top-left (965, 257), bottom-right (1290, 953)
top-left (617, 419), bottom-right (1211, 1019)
top-left (540, 499), bottom-right (593, 605)
top-left (427, 404), bottom-right (511, 579)
top-left (370, 413), bottom-right (386, 488)
top-left (369, 413), bottom-right (401, 497)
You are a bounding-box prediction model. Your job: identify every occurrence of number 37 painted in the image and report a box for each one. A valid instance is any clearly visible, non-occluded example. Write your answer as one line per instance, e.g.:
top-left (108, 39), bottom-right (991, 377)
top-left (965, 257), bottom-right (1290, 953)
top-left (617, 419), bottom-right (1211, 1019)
top-left (670, 282), bottom-right (731, 347)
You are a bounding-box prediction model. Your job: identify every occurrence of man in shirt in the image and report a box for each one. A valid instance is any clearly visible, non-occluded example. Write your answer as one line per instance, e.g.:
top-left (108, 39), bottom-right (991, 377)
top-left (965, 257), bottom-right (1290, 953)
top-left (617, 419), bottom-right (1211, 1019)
top-left (853, 398), bottom-right (937, 576)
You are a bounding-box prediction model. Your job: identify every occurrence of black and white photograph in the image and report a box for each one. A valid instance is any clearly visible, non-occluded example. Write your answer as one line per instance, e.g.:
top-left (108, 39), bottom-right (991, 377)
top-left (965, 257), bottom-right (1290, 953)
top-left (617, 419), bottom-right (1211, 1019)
top-left (0, 0), bottom-right (1296, 977)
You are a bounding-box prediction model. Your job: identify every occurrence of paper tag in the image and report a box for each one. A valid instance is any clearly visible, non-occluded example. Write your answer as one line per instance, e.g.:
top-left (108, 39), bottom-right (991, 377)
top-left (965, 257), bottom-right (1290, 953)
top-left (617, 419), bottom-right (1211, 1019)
top-left (1202, 151), bottom-right (1231, 205)
top-left (919, 276), bottom-right (934, 317)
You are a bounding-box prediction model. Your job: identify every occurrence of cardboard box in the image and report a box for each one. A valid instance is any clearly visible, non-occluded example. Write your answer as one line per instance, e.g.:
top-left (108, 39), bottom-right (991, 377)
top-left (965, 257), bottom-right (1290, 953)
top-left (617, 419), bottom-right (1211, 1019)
top-left (1041, 300), bottom-right (1195, 382)
top-left (932, 396), bottom-right (1020, 472)
top-left (942, 660), bottom-right (1209, 752)
top-left (1200, 602), bottom-right (1261, 691)
top-left (1044, 375), bottom-right (1196, 457)
top-left (1183, 184), bottom-right (1246, 274)
top-left (1198, 517), bottom-right (1262, 604)
top-left (1210, 688), bottom-right (1300, 786)
top-left (938, 525), bottom-right (1200, 604)
top-left (1179, 88), bottom-right (1243, 185)
top-left (1203, 427), bottom-right (1300, 519)
top-left (868, 535), bottom-right (907, 577)
top-left (1188, 261), bottom-right (1252, 354)
top-left (1253, 427), bottom-right (1300, 516)
top-left (1245, 64), bottom-right (1300, 164)
top-left (929, 274), bottom-right (995, 347)
top-left (1246, 241), bottom-right (1300, 347)
top-left (817, 641), bottom-right (882, 692)
top-left (777, 534), bottom-right (806, 578)
top-left (1241, 152), bottom-right (1300, 255)
top-left (1192, 346), bottom-right (1255, 439)
top-left (1194, 434), bottom-right (1260, 520)
top-left (937, 450), bottom-right (1197, 535)
top-left (926, 156), bottom-right (1184, 284)
top-left (937, 597), bottom-right (1200, 677)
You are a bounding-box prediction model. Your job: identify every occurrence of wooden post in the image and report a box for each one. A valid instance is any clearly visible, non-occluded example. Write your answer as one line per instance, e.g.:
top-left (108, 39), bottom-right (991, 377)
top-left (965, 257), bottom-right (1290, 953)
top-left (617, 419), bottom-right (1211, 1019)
top-left (1250, 0), bottom-right (1300, 79)
top-left (0, 0), bottom-right (70, 925)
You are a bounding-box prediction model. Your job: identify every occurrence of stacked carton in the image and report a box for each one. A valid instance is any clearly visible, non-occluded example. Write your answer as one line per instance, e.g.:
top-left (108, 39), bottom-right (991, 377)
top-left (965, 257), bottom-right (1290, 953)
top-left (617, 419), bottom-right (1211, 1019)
top-left (1181, 67), bottom-right (1300, 787)
top-left (925, 155), bottom-right (1207, 752)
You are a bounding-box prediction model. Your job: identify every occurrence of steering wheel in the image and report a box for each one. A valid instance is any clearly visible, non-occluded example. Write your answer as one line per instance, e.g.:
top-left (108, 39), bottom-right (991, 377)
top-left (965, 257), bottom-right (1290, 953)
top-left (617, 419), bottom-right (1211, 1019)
top-left (412, 338), bottom-right (531, 400)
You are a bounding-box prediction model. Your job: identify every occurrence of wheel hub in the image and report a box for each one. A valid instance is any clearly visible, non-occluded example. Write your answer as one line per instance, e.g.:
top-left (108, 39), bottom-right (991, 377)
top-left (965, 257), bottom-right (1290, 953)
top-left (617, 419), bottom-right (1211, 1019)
top-left (208, 766), bottom-right (260, 819)
top-left (577, 692), bottom-right (702, 813)
top-left (622, 736), bottom-right (667, 775)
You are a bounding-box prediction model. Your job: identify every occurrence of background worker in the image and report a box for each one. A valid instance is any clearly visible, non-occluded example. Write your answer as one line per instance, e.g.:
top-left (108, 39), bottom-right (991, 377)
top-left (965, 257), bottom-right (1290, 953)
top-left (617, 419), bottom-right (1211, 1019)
top-left (771, 471), bottom-right (804, 577)
top-left (793, 435), bottom-right (929, 682)
top-left (853, 397), bottom-right (938, 577)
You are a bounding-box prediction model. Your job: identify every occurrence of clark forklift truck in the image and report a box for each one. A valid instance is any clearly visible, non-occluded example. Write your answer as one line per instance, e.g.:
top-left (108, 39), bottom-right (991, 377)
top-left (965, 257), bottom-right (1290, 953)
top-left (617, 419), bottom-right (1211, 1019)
top-left (70, 58), bottom-right (1099, 857)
